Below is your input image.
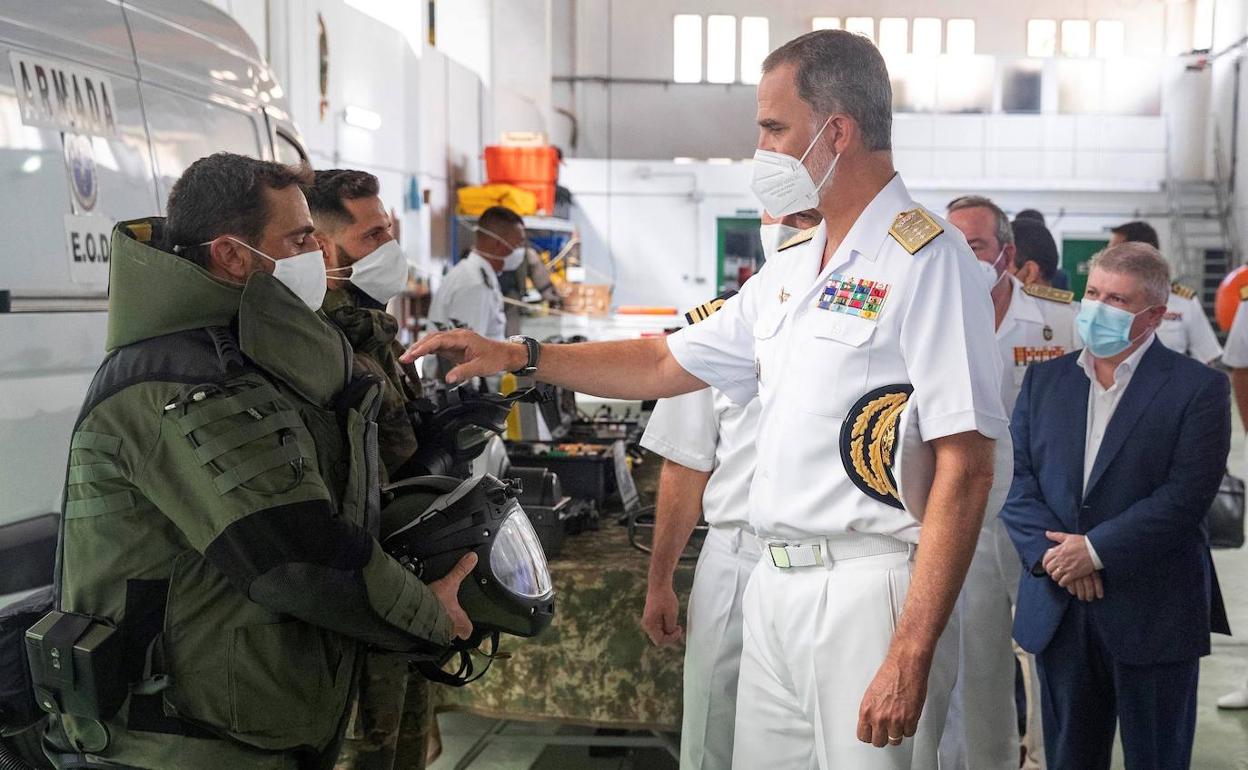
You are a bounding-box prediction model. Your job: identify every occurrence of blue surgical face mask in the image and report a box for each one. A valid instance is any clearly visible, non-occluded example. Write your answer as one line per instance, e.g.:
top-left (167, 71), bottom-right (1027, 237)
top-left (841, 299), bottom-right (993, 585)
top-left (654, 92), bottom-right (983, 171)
top-left (1076, 299), bottom-right (1156, 358)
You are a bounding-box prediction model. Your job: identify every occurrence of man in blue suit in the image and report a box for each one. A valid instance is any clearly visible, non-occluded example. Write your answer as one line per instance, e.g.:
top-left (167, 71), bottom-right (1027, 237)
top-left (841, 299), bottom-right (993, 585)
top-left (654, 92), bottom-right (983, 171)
top-left (1002, 241), bottom-right (1232, 769)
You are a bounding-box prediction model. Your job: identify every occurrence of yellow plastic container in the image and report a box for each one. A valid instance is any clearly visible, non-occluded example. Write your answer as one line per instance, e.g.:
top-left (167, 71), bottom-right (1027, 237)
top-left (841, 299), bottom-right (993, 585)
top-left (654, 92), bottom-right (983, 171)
top-left (455, 184), bottom-right (538, 216)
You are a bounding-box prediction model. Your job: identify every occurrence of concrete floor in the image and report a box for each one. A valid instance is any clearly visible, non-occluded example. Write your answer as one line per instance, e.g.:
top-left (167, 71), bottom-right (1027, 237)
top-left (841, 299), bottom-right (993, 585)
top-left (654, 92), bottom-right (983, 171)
top-left (431, 426), bottom-right (1248, 770)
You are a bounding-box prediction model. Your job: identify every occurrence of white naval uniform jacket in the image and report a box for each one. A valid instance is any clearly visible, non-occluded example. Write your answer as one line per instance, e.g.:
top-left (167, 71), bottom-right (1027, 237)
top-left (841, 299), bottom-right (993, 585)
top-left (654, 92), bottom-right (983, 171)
top-left (998, 277), bottom-right (1082, 413)
top-left (666, 174), bottom-right (1007, 543)
top-left (641, 387), bottom-right (759, 532)
top-left (427, 251), bottom-right (507, 340)
top-left (1157, 288), bottom-right (1222, 363)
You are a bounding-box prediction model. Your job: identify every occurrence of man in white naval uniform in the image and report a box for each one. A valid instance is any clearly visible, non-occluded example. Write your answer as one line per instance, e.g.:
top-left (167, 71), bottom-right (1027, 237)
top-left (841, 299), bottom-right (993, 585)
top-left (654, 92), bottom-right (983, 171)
top-left (941, 196), bottom-right (1080, 770)
top-left (403, 30), bottom-right (1006, 769)
top-left (639, 209), bottom-right (822, 770)
top-left (427, 205), bottom-right (525, 340)
top-left (1108, 220), bottom-right (1222, 364)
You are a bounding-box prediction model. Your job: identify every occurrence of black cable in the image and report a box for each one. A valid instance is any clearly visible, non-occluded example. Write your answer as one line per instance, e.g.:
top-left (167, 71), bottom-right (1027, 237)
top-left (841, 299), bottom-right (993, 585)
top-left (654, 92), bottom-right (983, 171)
top-left (0, 739), bottom-right (34, 770)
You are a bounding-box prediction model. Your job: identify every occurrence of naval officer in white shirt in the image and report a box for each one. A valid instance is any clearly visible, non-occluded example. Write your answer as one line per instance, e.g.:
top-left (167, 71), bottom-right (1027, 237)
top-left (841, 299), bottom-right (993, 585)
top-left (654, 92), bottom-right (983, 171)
top-left (639, 208), bottom-right (822, 770)
top-left (941, 196), bottom-right (1081, 770)
top-left (1108, 220), bottom-right (1222, 364)
top-left (403, 30), bottom-right (1006, 769)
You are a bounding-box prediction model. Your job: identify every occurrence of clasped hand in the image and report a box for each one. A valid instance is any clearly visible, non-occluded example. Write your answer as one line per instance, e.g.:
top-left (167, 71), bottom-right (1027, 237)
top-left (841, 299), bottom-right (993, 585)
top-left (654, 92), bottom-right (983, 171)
top-left (1042, 531), bottom-right (1103, 602)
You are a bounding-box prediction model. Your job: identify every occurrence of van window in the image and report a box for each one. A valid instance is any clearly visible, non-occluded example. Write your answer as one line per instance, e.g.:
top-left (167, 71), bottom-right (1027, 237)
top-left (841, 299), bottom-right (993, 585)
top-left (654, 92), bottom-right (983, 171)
top-left (274, 130), bottom-right (306, 166)
top-left (142, 86), bottom-right (263, 206)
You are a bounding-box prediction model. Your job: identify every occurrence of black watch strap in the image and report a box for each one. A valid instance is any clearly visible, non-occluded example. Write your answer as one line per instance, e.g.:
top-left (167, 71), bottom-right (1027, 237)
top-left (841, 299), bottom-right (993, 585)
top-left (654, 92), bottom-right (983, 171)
top-left (509, 335), bottom-right (540, 376)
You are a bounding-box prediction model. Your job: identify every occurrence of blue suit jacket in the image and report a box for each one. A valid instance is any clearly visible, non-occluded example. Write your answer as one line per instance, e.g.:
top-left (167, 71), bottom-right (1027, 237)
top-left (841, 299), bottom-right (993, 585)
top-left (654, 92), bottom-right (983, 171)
top-left (1001, 340), bottom-right (1230, 665)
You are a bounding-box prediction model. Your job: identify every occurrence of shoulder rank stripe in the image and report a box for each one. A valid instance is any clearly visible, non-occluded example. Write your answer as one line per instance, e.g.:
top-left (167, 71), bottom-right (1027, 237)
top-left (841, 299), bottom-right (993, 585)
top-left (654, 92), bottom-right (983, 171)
top-left (1023, 284), bottom-right (1075, 304)
top-left (684, 289), bottom-right (739, 325)
top-left (889, 209), bottom-right (943, 255)
top-left (777, 226), bottom-right (818, 252)
top-left (1171, 282), bottom-right (1197, 300)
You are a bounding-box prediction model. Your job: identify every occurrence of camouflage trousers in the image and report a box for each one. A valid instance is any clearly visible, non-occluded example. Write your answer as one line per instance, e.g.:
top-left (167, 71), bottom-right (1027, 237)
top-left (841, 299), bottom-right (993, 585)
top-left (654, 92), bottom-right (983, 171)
top-left (335, 653), bottom-right (431, 770)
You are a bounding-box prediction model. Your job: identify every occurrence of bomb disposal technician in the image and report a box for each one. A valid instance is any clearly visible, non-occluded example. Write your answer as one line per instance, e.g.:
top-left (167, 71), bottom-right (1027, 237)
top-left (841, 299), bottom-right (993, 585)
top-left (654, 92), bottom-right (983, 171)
top-left (405, 31), bottom-right (1004, 769)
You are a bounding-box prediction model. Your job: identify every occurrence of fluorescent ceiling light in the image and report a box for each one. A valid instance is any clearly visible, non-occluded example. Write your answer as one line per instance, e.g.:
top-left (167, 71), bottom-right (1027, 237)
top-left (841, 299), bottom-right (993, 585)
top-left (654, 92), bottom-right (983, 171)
top-left (343, 105), bottom-right (382, 131)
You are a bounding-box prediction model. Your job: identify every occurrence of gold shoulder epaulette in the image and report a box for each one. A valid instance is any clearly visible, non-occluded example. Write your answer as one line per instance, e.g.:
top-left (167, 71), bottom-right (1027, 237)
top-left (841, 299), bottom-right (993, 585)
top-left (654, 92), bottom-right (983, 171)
top-left (1171, 282), bottom-right (1197, 300)
top-left (777, 226), bottom-right (818, 252)
top-left (889, 209), bottom-right (943, 255)
top-left (1240, 284), bottom-right (1248, 302)
top-left (1023, 284), bottom-right (1075, 304)
top-left (684, 289), bottom-right (738, 325)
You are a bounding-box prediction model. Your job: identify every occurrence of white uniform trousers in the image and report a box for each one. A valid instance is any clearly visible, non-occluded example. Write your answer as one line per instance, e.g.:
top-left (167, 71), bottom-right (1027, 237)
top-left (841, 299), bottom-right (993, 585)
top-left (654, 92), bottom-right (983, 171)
top-left (939, 516), bottom-right (1022, 769)
top-left (681, 526), bottom-right (762, 770)
top-left (731, 537), bottom-right (958, 770)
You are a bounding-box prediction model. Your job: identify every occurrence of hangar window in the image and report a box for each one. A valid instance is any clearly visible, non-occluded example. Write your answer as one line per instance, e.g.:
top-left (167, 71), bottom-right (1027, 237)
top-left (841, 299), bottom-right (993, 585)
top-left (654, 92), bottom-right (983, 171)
top-left (740, 16), bottom-right (769, 85)
top-left (946, 19), bottom-right (975, 55)
top-left (706, 15), bottom-right (737, 84)
top-left (911, 18), bottom-right (942, 56)
top-left (878, 18), bottom-right (908, 57)
top-left (1095, 20), bottom-right (1125, 58)
top-left (1027, 19), bottom-right (1057, 57)
top-left (673, 14), bottom-right (703, 83)
top-left (845, 17), bottom-right (875, 42)
top-left (1061, 20), bottom-right (1092, 57)
top-left (812, 17), bottom-right (841, 31)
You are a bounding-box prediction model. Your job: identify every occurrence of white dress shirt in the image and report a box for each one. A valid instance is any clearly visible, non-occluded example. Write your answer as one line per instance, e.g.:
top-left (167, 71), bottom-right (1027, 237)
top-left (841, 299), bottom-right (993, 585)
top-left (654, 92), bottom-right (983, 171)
top-left (665, 174), bottom-right (1006, 541)
top-left (640, 388), bottom-right (759, 532)
top-left (1077, 334), bottom-right (1156, 568)
top-left (427, 251), bottom-right (506, 340)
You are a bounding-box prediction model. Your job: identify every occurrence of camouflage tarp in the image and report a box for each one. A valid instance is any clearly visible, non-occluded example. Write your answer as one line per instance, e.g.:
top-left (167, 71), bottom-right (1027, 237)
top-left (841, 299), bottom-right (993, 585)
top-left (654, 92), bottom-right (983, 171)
top-left (431, 524), bottom-right (695, 731)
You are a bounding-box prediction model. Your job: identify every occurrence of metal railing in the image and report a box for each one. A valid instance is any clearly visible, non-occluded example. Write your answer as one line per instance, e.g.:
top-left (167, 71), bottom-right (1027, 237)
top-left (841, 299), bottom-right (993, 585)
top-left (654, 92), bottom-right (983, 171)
top-left (1212, 126), bottom-right (1243, 270)
top-left (1164, 119), bottom-right (1193, 282)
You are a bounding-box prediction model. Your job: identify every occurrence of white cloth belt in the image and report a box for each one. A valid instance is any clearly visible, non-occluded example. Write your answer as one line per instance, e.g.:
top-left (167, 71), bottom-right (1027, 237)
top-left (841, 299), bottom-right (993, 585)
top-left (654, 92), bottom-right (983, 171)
top-left (765, 532), bottom-right (913, 569)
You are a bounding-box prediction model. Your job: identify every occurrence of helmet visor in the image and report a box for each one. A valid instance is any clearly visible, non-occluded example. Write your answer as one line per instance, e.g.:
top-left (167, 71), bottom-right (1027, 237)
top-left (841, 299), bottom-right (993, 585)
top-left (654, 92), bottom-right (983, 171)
top-left (490, 511), bottom-right (553, 598)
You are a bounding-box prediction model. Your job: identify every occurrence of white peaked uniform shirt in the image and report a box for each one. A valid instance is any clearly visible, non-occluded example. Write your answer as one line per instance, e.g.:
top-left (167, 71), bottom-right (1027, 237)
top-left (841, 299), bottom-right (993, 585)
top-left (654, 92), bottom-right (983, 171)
top-left (1221, 299), bottom-right (1248, 367)
top-left (640, 387), bottom-right (759, 531)
top-left (427, 251), bottom-right (507, 340)
top-left (997, 277), bottom-right (1082, 413)
top-left (665, 174), bottom-right (1007, 542)
top-left (1157, 290), bottom-right (1222, 363)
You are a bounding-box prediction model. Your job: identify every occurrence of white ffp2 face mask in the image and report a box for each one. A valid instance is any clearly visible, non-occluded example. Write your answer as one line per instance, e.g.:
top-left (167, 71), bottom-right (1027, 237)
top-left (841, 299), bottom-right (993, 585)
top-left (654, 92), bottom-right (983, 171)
top-left (476, 226), bottom-right (527, 271)
top-left (328, 239), bottom-right (409, 304)
top-left (221, 236), bottom-right (327, 309)
top-left (977, 246), bottom-right (1010, 291)
top-left (759, 222), bottom-right (804, 261)
top-left (750, 116), bottom-right (838, 218)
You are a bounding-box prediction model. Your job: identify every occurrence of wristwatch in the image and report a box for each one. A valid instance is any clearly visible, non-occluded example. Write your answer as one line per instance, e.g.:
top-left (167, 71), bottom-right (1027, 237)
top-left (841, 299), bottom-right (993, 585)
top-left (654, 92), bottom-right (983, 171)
top-left (508, 335), bottom-right (541, 376)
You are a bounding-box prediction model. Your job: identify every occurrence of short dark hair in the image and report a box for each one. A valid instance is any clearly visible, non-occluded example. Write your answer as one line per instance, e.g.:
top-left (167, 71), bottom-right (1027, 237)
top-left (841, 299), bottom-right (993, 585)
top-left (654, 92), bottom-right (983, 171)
top-left (477, 206), bottom-right (524, 236)
top-left (762, 30), bottom-right (893, 152)
top-left (302, 169), bottom-right (380, 232)
top-left (1012, 219), bottom-right (1060, 281)
top-left (1014, 208), bottom-right (1045, 226)
top-left (1109, 220), bottom-right (1159, 249)
top-left (165, 153), bottom-right (313, 267)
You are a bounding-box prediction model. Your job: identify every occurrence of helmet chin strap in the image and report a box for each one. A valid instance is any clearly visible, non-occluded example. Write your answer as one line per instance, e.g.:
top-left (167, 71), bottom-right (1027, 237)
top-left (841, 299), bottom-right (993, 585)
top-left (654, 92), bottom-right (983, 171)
top-left (416, 630), bottom-right (503, 687)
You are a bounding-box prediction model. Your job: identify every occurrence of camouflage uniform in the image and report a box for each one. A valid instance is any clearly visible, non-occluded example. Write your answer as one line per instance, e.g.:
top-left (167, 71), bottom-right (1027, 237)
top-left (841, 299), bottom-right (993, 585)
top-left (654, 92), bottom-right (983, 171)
top-left (432, 524), bottom-right (693, 731)
top-left (46, 220), bottom-right (452, 770)
top-left (323, 285), bottom-right (431, 770)
top-left (321, 286), bottom-right (419, 483)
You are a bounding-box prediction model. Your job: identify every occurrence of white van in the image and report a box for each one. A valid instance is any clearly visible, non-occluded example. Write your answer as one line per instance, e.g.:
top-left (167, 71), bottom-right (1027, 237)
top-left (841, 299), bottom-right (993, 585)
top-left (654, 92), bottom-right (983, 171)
top-left (0, 0), bottom-right (306, 602)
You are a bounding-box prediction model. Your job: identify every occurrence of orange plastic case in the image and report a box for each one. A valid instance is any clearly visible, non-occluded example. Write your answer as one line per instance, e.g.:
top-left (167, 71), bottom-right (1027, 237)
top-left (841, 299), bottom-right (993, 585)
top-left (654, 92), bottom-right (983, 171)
top-left (485, 146), bottom-right (559, 184)
top-left (1215, 265), bottom-right (1248, 332)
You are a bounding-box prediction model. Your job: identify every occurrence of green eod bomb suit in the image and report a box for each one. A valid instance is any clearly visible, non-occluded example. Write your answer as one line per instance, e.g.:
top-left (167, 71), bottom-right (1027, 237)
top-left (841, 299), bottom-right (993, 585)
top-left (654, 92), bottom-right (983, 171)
top-left (48, 219), bottom-right (451, 770)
